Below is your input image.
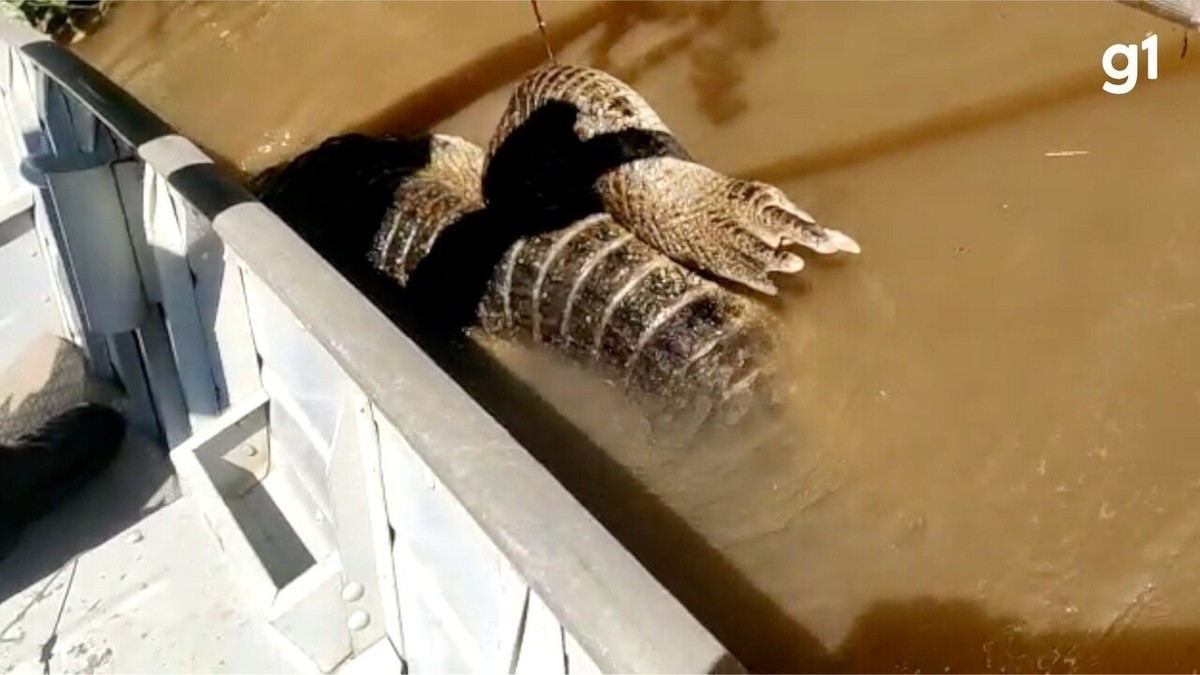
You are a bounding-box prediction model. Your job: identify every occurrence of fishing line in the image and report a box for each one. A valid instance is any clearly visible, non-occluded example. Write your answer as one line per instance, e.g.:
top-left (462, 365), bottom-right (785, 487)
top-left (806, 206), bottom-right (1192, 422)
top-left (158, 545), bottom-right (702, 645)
top-left (529, 0), bottom-right (556, 63)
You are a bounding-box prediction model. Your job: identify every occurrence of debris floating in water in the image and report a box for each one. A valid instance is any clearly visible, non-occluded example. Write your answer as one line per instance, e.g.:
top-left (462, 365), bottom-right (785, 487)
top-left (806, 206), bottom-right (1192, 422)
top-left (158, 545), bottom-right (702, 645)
top-left (1044, 150), bottom-right (1090, 158)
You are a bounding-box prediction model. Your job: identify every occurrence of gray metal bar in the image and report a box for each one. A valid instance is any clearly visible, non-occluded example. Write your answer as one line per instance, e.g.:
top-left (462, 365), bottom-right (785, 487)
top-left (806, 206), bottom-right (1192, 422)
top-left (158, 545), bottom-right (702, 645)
top-left (36, 164), bottom-right (147, 334)
top-left (135, 308), bottom-right (193, 449)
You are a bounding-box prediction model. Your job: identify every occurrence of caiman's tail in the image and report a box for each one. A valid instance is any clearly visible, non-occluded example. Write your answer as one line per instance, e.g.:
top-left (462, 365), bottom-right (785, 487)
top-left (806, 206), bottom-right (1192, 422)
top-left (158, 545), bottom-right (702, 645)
top-left (251, 134), bottom-right (435, 274)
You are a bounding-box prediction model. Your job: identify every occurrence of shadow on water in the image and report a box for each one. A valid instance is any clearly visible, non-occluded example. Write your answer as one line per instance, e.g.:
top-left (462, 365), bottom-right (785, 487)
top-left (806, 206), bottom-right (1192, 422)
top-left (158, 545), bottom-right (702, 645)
top-left (346, 1), bottom-right (611, 138)
top-left (830, 597), bottom-right (1200, 674)
top-left (349, 0), bottom-right (773, 138)
top-left (742, 28), bottom-right (1196, 184)
top-left (585, 1), bottom-right (775, 126)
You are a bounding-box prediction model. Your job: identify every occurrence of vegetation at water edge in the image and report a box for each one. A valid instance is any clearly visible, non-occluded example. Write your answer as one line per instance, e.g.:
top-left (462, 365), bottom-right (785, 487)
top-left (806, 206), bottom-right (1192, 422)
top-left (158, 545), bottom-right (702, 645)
top-left (0, 0), bottom-right (111, 44)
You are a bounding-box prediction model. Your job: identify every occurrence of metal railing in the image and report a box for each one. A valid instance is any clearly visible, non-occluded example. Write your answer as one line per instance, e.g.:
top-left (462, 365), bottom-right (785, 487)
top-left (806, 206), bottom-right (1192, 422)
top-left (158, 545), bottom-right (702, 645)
top-left (0, 19), bottom-right (738, 675)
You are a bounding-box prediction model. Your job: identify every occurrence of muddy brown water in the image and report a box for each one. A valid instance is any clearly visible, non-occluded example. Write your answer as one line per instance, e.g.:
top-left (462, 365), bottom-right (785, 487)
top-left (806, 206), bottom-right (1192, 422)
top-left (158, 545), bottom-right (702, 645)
top-left (75, 1), bottom-right (1200, 672)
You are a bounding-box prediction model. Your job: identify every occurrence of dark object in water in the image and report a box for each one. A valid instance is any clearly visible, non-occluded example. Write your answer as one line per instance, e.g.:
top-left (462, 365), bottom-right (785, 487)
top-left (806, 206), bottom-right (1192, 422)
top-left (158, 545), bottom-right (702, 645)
top-left (252, 62), bottom-right (861, 433)
top-left (256, 131), bottom-right (779, 432)
top-left (371, 134), bottom-right (780, 432)
top-left (0, 403), bottom-right (126, 554)
top-left (1, 0), bottom-right (112, 44)
top-left (485, 63), bottom-right (861, 296)
top-left (477, 212), bottom-right (776, 427)
top-left (250, 133), bottom-right (435, 277)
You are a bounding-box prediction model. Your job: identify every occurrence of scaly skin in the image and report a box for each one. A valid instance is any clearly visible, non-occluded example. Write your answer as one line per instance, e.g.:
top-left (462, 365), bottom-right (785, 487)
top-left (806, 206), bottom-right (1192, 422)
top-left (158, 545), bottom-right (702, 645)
top-left (478, 211), bottom-right (777, 427)
top-left (260, 63), bottom-right (859, 431)
top-left (372, 134), bottom-right (778, 429)
top-left (369, 135), bottom-right (486, 284)
top-left (484, 63), bottom-right (861, 295)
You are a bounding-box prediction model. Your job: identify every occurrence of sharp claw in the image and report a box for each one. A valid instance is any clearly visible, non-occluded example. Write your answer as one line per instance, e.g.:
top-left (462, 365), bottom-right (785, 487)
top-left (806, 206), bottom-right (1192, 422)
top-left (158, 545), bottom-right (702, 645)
top-left (744, 276), bottom-right (779, 296)
top-left (752, 227), bottom-right (784, 248)
top-left (791, 226), bottom-right (861, 255)
top-left (783, 203), bottom-right (817, 224)
top-left (759, 190), bottom-right (860, 255)
top-left (764, 205), bottom-right (828, 251)
top-left (772, 251), bottom-right (805, 273)
top-left (760, 188), bottom-right (817, 224)
top-left (823, 228), bottom-right (861, 254)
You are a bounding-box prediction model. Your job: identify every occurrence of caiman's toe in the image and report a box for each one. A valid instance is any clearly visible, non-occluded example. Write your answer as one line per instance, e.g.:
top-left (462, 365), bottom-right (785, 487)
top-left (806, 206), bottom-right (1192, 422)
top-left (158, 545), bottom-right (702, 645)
top-left (742, 179), bottom-right (861, 256)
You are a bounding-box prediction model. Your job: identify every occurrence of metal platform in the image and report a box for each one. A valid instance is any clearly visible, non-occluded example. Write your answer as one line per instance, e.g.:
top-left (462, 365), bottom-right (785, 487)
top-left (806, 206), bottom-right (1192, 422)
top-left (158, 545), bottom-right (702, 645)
top-left (0, 436), bottom-right (316, 675)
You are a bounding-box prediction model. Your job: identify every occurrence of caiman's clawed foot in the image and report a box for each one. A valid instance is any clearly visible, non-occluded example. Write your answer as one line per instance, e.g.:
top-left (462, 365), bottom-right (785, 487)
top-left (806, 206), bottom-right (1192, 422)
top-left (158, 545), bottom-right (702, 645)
top-left (709, 175), bottom-right (860, 294)
top-left (600, 159), bottom-right (861, 295)
top-left (733, 177), bottom-right (860, 257)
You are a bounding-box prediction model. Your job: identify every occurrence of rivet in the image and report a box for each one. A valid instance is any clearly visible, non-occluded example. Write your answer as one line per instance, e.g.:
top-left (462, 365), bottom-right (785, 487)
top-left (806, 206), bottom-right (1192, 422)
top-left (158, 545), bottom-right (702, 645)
top-left (341, 582), bottom-right (364, 602)
top-left (245, 445), bottom-right (258, 457)
top-left (347, 610), bottom-right (370, 631)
